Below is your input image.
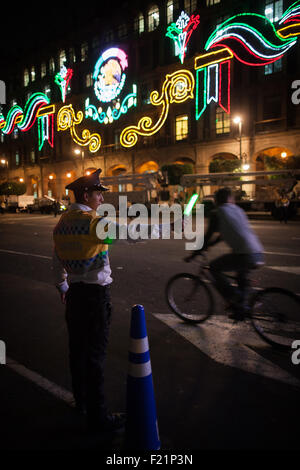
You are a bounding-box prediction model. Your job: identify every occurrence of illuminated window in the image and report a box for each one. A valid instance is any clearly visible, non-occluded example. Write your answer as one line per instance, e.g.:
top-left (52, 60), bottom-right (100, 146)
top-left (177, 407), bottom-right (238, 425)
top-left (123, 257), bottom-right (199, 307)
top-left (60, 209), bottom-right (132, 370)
top-left (175, 114), bottom-right (189, 141)
top-left (265, 0), bottom-right (283, 23)
top-left (30, 150), bottom-right (36, 163)
top-left (15, 152), bottom-right (20, 166)
top-left (31, 66), bottom-right (35, 82)
top-left (24, 69), bottom-right (29, 87)
top-left (59, 50), bottom-right (66, 68)
top-left (216, 107), bottom-right (230, 134)
top-left (184, 0), bottom-right (197, 14)
top-left (134, 13), bottom-right (145, 34)
top-left (206, 0), bottom-right (220, 6)
top-left (148, 5), bottom-right (160, 32)
top-left (49, 58), bottom-right (55, 74)
top-left (264, 58), bottom-right (282, 75)
top-left (41, 62), bottom-right (46, 78)
top-left (13, 128), bottom-right (18, 139)
top-left (81, 42), bottom-right (88, 62)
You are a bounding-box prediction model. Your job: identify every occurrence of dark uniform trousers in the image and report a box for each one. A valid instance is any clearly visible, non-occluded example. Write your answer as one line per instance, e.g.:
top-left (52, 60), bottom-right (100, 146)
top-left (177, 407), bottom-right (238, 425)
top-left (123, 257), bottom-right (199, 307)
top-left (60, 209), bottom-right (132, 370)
top-left (65, 282), bottom-right (111, 423)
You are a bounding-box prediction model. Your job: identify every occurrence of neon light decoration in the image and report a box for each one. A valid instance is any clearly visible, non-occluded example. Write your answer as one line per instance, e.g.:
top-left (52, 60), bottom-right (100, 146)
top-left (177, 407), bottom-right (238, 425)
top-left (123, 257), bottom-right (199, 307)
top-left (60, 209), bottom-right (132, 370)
top-left (93, 48), bottom-right (128, 102)
top-left (0, 93), bottom-right (55, 150)
top-left (205, 13), bottom-right (296, 66)
top-left (184, 193), bottom-right (199, 216)
top-left (120, 70), bottom-right (194, 148)
top-left (278, 0), bottom-right (300, 37)
top-left (57, 104), bottom-right (101, 152)
top-left (85, 84), bottom-right (137, 124)
top-left (55, 65), bottom-right (73, 102)
top-left (166, 11), bottom-right (200, 64)
top-left (194, 9), bottom-right (300, 120)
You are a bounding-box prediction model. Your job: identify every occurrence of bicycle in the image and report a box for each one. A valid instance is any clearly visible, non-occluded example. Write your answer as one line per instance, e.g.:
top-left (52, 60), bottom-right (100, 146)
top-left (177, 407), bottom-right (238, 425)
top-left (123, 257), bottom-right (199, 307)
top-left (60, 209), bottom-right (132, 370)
top-left (166, 253), bottom-right (300, 350)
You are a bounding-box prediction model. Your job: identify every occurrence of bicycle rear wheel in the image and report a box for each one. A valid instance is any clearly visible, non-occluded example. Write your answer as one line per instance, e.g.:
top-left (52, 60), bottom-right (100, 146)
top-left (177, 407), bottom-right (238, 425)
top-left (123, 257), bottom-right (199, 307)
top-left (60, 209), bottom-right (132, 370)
top-left (250, 287), bottom-right (300, 350)
top-left (166, 273), bottom-right (214, 323)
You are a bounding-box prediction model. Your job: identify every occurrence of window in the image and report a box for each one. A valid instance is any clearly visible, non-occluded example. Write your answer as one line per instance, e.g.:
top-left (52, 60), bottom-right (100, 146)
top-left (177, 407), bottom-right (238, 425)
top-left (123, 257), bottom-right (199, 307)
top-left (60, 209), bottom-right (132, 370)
top-left (265, 0), bottom-right (283, 22)
top-left (104, 29), bottom-right (114, 43)
top-left (59, 50), bottom-right (66, 68)
top-left (49, 58), bottom-right (55, 74)
top-left (167, 0), bottom-right (174, 24)
top-left (13, 128), bottom-right (18, 139)
top-left (141, 83), bottom-right (151, 104)
top-left (24, 69), bottom-right (29, 87)
top-left (184, 0), bottom-right (197, 14)
top-left (92, 37), bottom-right (100, 50)
top-left (69, 47), bottom-right (76, 63)
top-left (81, 42), bottom-right (88, 62)
top-left (175, 114), bottom-right (188, 141)
top-left (41, 62), bottom-right (46, 78)
top-left (206, 0), bottom-right (220, 6)
top-left (31, 66), bottom-right (35, 82)
top-left (44, 85), bottom-right (51, 99)
top-left (15, 152), bottom-right (20, 166)
top-left (264, 58), bottom-right (283, 75)
top-left (30, 150), bottom-right (36, 164)
top-left (118, 23), bottom-right (127, 38)
top-left (148, 5), bottom-right (160, 32)
top-left (216, 107), bottom-right (230, 134)
top-left (134, 13), bottom-right (145, 34)
top-left (86, 73), bottom-right (93, 88)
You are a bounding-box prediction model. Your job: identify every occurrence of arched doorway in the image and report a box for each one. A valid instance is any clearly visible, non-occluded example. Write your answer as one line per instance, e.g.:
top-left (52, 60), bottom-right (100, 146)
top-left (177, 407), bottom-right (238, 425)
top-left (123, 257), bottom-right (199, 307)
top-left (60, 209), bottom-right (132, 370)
top-left (136, 160), bottom-right (159, 174)
top-left (108, 164), bottom-right (128, 191)
top-left (255, 147), bottom-right (293, 172)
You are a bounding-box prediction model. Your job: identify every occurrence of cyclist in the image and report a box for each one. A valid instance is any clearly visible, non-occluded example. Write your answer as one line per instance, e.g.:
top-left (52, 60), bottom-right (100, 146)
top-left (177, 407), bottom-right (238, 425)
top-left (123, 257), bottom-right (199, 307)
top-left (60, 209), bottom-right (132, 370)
top-left (186, 187), bottom-right (264, 320)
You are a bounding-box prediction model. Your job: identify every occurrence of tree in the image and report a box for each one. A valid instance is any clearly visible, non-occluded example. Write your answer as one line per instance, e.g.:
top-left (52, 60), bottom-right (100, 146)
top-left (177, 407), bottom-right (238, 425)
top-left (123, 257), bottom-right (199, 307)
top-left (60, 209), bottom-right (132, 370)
top-left (161, 163), bottom-right (194, 185)
top-left (209, 158), bottom-right (241, 173)
top-left (0, 181), bottom-right (26, 196)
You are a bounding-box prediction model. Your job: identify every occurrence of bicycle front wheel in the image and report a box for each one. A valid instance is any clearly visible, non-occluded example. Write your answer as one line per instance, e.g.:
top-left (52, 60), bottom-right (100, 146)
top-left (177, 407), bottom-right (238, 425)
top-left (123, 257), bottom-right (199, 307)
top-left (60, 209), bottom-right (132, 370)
top-left (166, 273), bottom-right (214, 323)
top-left (250, 287), bottom-right (300, 350)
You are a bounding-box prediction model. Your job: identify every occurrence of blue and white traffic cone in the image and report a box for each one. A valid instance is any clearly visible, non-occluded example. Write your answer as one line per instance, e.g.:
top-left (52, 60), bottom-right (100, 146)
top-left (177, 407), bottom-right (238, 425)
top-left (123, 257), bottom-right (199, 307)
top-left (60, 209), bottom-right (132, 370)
top-left (125, 304), bottom-right (161, 450)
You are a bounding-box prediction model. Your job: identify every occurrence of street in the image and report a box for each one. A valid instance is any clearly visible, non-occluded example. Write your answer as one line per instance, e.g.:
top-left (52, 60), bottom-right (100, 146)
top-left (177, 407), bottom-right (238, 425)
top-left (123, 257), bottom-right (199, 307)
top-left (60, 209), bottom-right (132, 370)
top-left (0, 212), bottom-right (300, 452)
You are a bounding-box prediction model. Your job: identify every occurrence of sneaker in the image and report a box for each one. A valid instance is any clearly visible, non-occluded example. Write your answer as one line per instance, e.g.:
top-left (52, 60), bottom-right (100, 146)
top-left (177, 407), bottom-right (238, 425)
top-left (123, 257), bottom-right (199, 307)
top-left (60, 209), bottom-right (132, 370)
top-left (87, 412), bottom-right (126, 434)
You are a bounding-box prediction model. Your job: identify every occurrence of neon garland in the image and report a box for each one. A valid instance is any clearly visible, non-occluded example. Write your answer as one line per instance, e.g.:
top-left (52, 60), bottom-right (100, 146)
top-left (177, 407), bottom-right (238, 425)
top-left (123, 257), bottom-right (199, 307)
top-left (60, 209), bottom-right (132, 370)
top-left (93, 48), bottom-right (128, 103)
top-left (205, 14), bottom-right (296, 66)
top-left (85, 84), bottom-right (137, 124)
top-left (57, 104), bottom-right (101, 152)
top-left (55, 65), bottom-right (73, 102)
top-left (166, 11), bottom-right (200, 64)
top-left (120, 70), bottom-right (194, 148)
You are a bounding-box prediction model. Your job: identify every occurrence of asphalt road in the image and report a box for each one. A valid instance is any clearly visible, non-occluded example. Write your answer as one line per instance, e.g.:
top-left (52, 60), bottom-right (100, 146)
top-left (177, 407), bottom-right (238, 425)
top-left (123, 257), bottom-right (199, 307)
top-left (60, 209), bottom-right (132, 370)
top-left (0, 212), bottom-right (299, 454)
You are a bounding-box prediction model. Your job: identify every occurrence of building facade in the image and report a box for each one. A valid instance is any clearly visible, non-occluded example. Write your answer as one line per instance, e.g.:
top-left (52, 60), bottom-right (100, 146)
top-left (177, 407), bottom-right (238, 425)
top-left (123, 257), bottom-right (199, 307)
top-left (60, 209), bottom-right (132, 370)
top-left (1, 0), bottom-right (300, 201)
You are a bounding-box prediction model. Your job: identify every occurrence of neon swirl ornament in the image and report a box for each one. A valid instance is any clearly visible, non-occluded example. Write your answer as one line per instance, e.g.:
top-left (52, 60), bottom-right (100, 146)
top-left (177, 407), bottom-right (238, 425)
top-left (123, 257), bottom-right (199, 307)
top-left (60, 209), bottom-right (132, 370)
top-left (85, 84), bottom-right (137, 125)
top-left (55, 65), bottom-right (73, 102)
top-left (120, 70), bottom-right (194, 148)
top-left (1, 93), bottom-right (49, 134)
top-left (277, 0), bottom-right (300, 38)
top-left (93, 48), bottom-right (128, 103)
top-left (205, 13), bottom-right (297, 66)
top-left (166, 11), bottom-right (200, 64)
top-left (57, 104), bottom-right (101, 153)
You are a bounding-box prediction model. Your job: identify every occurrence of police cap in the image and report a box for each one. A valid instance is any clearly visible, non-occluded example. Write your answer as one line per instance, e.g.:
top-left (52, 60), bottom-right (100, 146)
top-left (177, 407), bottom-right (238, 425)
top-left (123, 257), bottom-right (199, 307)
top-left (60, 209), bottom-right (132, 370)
top-left (65, 168), bottom-right (109, 193)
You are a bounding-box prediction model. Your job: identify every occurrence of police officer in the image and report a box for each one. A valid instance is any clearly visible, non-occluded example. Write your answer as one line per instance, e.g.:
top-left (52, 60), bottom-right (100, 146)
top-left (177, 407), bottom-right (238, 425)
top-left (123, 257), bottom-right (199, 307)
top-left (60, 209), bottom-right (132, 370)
top-left (53, 169), bottom-right (125, 433)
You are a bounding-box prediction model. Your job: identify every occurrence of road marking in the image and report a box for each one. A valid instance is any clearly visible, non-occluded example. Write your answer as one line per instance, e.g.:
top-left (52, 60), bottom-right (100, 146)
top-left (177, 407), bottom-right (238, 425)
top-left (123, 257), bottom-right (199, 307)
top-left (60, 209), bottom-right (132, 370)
top-left (6, 356), bottom-right (74, 407)
top-left (153, 313), bottom-right (300, 388)
top-left (265, 251), bottom-right (300, 257)
top-left (0, 248), bottom-right (51, 260)
top-left (267, 266), bottom-right (300, 275)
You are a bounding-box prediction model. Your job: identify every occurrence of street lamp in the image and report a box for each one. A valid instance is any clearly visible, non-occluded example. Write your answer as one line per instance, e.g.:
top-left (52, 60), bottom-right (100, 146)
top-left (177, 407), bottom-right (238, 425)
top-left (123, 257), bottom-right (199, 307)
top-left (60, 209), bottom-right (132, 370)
top-left (74, 148), bottom-right (85, 175)
top-left (233, 115), bottom-right (242, 161)
top-left (0, 158), bottom-right (9, 180)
